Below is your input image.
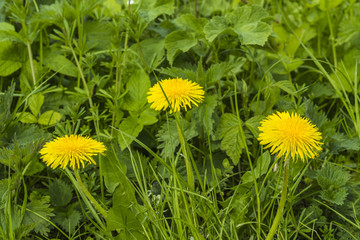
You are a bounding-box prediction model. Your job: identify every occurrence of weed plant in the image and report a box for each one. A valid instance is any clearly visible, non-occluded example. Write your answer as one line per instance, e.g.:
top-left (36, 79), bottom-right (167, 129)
top-left (0, 0), bottom-right (360, 239)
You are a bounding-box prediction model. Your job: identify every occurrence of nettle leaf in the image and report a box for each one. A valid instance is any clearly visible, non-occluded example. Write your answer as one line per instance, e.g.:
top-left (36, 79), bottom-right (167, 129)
top-left (28, 93), bottom-right (44, 116)
top-left (164, 30), bottom-right (198, 65)
top-left (216, 113), bottom-right (246, 165)
top-left (157, 118), bottom-right (198, 159)
top-left (273, 80), bottom-right (296, 95)
top-left (24, 192), bottom-right (54, 236)
top-left (0, 41), bottom-right (26, 77)
top-left (0, 22), bottom-right (25, 43)
top-left (122, 69), bottom-right (150, 113)
top-left (38, 110), bottom-right (62, 125)
top-left (132, 39), bottom-right (165, 71)
top-left (245, 115), bottom-right (263, 139)
top-left (49, 179), bottom-right (72, 207)
top-left (328, 133), bottom-right (360, 154)
top-left (117, 116), bottom-right (144, 150)
top-left (53, 205), bottom-right (82, 234)
top-left (138, 0), bottom-right (174, 23)
top-left (160, 67), bottom-right (197, 81)
top-left (317, 164), bottom-right (350, 205)
top-left (204, 5), bottom-right (271, 46)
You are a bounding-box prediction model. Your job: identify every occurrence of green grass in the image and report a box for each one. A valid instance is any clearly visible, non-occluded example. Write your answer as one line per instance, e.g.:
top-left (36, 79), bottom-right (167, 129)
top-left (0, 0), bottom-right (360, 239)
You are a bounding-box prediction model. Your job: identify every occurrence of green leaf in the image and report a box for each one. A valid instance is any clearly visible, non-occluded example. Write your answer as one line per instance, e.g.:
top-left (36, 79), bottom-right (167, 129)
top-left (273, 80), bottom-right (297, 95)
top-left (24, 192), bottom-right (54, 236)
top-left (317, 164), bottom-right (350, 205)
top-left (122, 69), bottom-right (150, 113)
top-left (216, 113), bottom-right (246, 165)
top-left (107, 205), bottom-right (146, 239)
top-left (0, 41), bottom-right (26, 76)
top-left (53, 204), bottom-right (82, 234)
top-left (28, 93), bottom-right (44, 116)
top-left (193, 94), bottom-right (217, 135)
top-left (16, 112), bottom-right (38, 124)
top-left (245, 115), bottom-right (263, 139)
top-left (49, 179), bottom-right (72, 207)
top-left (43, 47), bottom-right (78, 77)
top-left (157, 118), bottom-right (198, 159)
top-left (160, 66), bottom-right (197, 81)
top-left (242, 151), bottom-right (271, 183)
top-left (0, 179), bottom-right (9, 207)
top-left (38, 110), bottom-right (62, 125)
top-left (132, 38), bottom-right (165, 71)
top-left (174, 14), bottom-right (209, 35)
top-left (204, 16), bottom-right (234, 42)
top-left (138, 0), bottom-right (174, 23)
top-left (117, 116), bottom-right (144, 150)
top-left (0, 23), bottom-right (25, 43)
top-left (164, 30), bottom-right (198, 65)
top-left (229, 5), bottom-right (272, 46)
top-left (204, 5), bottom-right (271, 46)
top-left (138, 108), bottom-right (158, 126)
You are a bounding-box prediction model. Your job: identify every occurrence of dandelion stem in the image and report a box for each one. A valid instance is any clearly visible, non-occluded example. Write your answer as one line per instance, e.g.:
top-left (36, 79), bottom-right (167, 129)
top-left (175, 113), bottom-right (194, 190)
top-left (266, 158), bottom-right (290, 240)
top-left (74, 169), bottom-right (108, 218)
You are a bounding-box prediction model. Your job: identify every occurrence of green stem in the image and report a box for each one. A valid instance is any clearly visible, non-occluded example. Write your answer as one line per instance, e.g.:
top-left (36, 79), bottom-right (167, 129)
top-left (175, 113), bottom-right (194, 190)
top-left (74, 169), bottom-right (108, 218)
top-left (265, 158), bottom-right (290, 240)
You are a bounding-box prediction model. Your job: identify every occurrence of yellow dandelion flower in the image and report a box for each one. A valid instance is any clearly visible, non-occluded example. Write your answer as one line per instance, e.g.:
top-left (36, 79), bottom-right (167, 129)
top-left (40, 135), bottom-right (106, 169)
top-left (147, 77), bottom-right (205, 113)
top-left (258, 112), bottom-right (322, 162)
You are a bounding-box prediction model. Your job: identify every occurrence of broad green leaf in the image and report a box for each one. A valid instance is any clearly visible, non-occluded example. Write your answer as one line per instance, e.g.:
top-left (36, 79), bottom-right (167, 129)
top-left (38, 110), bottom-right (62, 125)
top-left (43, 47), bottom-right (78, 77)
top-left (0, 23), bottom-right (24, 43)
top-left (164, 30), bottom-right (198, 65)
top-left (132, 38), bottom-right (165, 71)
top-left (107, 205), bottom-right (146, 239)
top-left (138, 0), bottom-right (174, 23)
top-left (117, 116), bottom-right (144, 150)
top-left (159, 67), bottom-right (197, 82)
top-left (0, 42), bottom-right (25, 76)
top-left (230, 5), bottom-right (272, 46)
top-left (49, 179), bottom-right (72, 207)
top-left (102, 0), bottom-right (123, 16)
top-left (24, 192), bottom-right (54, 236)
top-left (157, 118), bottom-right (198, 159)
top-left (204, 16), bottom-right (234, 42)
top-left (123, 69), bottom-right (150, 113)
top-left (24, 157), bottom-right (45, 176)
top-left (29, 93), bottom-right (44, 116)
top-left (319, 0), bottom-right (344, 10)
top-left (216, 113), bottom-right (245, 165)
top-left (242, 151), bottom-right (271, 183)
top-left (83, 21), bottom-right (115, 51)
top-left (174, 14), bottom-right (209, 34)
top-left (245, 115), bottom-right (264, 139)
top-left (138, 108), bottom-right (158, 125)
top-left (53, 205), bottom-right (82, 234)
top-left (273, 80), bottom-right (296, 95)
top-left (16, 112), bottom-right (38, 124)
top-left (0, 179), bottom-right (8, 206)
top-left (194, 94), bottom-right (217, 135)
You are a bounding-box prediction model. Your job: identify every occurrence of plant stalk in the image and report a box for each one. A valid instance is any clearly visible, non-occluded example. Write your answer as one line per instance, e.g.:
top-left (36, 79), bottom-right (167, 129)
top-left (266, 158), bottom-right (290, 240)
top-left (74, 169), bottom-right (108, 218)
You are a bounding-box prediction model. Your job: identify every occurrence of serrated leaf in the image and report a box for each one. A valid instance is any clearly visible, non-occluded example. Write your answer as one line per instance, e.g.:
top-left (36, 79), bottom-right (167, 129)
top-left (138, 108), bottom-right (158, 125)
top-left (132, 38), bottom-right (165, 71)
top-left (230, 5), bottom-right (271, 46)
top-left (193, 94), bottom-right (217, 135)
top-left (0, 179), bottom-right (9, 207)
top-left (159, 67), bottom-right (197, 81)
top-left (216, 113), bottom-right (245, 165)
top-left (204, 16), bottom-right (234, 42)
top-left (43, 47), bottom-right (78, 77)
top-left (174, 14), bottom-right (208, 34)
top-left (16, 112), bottom-right (38, 124)
top-left (320, 187), bottom-right (348, 205)
top-left (245, 115), bottom-right (263, 138)
top-left (117, 116), bottom-right (144, 150)
top-left (38, 110), bottom-right (62, 125)
top-left (273, 80), bottom-right (296, 95)
top-left (138, 0), bottom-right (174, 23)
top-left (122, 69), bottom-right (150, 113)
top-left (53, 207), bottom-right (82, 234)
top-left (157, 118), bottom-right (198, 159)
top-left (24, 192), bottom-right (54, 236)
top-left (49, 179), bottom-right (72, 207)
top-left (29, 93), bottom-right (44, 116)
top-left (164, 30), bottom-right (198, 65)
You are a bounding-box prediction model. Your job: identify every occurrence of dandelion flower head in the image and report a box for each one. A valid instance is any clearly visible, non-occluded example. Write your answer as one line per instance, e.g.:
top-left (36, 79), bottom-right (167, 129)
top-left (40, 135), bottom-right (106, 169)
top-left (147, 77), bottom-right (205, 113)
top-left (258, 112), bottom-right (322, 162)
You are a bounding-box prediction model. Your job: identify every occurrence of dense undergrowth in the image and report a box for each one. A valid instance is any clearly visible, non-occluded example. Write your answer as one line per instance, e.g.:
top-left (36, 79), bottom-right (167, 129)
top-left (0, 0), bottom-right (360, 239)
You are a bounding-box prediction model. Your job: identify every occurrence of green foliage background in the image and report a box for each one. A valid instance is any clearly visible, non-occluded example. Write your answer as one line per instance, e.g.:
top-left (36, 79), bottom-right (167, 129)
top-left (0, 0), bottom-right (360, 239)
